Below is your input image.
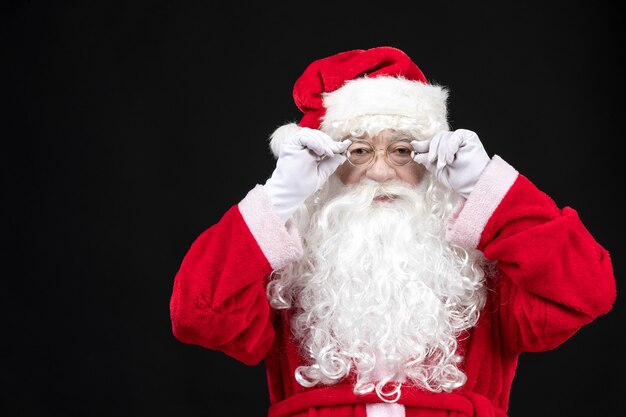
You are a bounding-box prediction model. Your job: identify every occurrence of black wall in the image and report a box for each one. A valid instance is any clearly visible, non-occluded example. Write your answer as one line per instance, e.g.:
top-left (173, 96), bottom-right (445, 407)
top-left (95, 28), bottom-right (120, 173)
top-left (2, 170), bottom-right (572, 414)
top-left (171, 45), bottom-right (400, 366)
top-left (2, 1), bottom-right (623, 416)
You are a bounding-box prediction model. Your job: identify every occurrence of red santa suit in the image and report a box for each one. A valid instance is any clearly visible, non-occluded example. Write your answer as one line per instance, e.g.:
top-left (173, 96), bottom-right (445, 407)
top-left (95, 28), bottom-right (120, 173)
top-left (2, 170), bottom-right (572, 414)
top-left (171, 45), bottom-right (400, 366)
top-left (169, 155), bottom-right (616, 417)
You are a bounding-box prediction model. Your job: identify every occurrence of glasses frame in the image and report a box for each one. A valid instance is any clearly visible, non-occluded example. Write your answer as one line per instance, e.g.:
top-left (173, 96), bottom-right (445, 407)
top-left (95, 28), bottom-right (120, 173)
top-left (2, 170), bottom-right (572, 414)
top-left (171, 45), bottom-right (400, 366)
top-left (345, 139), bottom-right (416, 168)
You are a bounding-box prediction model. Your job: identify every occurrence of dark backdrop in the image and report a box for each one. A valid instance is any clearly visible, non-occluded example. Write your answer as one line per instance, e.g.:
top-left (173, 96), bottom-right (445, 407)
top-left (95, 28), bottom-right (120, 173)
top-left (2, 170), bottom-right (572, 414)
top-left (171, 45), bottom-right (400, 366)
top-left (2, 1), bottom-right (623, 416)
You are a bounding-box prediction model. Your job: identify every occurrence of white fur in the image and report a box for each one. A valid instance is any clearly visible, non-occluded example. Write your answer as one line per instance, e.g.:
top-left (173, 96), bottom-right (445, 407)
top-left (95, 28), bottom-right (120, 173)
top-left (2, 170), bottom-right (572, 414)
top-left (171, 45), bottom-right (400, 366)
top-left (266, 175), bottom-right (488, 402)
top-left (321, 77), bottom-right (449, 139)
top-left (268, 77), bottom-right (449, 158)
top-left (269, 123), bottom-right (302, 159)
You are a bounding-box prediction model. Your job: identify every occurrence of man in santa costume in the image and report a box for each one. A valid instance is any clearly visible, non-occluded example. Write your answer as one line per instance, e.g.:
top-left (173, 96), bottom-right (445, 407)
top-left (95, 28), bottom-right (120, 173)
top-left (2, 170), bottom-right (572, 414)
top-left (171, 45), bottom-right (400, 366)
top-left (169, 47), bottom-right (616, 417)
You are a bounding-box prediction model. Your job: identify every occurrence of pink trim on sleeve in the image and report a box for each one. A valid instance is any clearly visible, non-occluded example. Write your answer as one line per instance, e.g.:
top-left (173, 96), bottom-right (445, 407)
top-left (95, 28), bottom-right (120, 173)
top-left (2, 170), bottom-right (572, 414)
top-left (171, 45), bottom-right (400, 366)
top-left (445, 155), bottom-right (518, 248)
top-left (238, 185), bottom-right (303, 271)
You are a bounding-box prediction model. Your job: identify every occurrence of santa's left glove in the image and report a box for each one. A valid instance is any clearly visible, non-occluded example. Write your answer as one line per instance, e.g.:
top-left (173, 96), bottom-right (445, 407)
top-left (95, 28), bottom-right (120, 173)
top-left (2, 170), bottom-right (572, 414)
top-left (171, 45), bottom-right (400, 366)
top-left (263, 128), bottom-right (351, 223)
top-left (411, 129), bottom-right (491, 198)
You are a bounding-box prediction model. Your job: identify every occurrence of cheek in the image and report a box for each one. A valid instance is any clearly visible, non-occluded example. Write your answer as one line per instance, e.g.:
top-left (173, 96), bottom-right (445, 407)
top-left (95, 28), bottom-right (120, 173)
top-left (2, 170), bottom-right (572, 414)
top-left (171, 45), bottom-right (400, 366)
top-left (397, 163), bottom-right (426, 186)
top-left (335, 164), bottom-right (363, 185)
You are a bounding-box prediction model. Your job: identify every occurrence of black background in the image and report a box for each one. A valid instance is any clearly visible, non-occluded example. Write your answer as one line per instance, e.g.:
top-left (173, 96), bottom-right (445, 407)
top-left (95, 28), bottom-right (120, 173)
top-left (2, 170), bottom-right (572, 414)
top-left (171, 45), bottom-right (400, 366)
top-left (1, 1), bottom-right (623, 416)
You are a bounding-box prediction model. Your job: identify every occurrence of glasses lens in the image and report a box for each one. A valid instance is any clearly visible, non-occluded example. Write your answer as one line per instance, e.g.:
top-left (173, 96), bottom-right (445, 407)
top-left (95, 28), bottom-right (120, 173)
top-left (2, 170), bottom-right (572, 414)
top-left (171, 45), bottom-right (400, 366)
top-left (387, 141), bottom-right (415, 166)
top-left (347, 141), bottom-right (374, 166)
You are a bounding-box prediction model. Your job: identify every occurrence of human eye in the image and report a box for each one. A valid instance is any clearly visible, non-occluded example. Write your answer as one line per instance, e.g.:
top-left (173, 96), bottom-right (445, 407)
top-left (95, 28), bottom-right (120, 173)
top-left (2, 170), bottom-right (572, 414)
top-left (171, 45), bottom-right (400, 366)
top-left (351, 147), bottom-right (370, 156)
top-left (347, 141), bottom-right (374, 165)
top-left (388, 141), bottom-right (415, 165)
top-left (348, 142), bottom-right (373, 155)
top-left (388, 142), bottom-right (413, 156)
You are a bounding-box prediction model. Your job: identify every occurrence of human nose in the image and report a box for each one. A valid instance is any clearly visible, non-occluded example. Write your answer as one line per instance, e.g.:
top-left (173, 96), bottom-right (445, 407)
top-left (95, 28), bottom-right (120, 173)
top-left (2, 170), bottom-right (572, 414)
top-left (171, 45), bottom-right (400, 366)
top-left (365, 149), bottom-right (397, 182)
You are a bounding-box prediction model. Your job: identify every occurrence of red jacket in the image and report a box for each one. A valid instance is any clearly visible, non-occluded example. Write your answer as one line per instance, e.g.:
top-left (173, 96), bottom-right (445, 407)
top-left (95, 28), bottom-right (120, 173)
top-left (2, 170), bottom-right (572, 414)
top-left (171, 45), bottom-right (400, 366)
top-left (169, 156), bottom-right (616, 417)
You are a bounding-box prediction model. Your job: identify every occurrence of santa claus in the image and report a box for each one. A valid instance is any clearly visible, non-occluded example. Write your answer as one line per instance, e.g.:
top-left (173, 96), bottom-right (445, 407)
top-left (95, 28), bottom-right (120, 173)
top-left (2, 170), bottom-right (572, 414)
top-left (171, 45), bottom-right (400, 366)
top-left (169, 47), bottom-right (616, 417)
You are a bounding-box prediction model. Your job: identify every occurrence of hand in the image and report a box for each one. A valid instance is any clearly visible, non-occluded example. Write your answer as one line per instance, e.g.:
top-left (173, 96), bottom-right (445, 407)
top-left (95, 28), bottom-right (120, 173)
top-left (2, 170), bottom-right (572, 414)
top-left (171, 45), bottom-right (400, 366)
top-left (411, 129), bottom-right (490, 198)
top-left (263, 128), bottom-right (351, 222)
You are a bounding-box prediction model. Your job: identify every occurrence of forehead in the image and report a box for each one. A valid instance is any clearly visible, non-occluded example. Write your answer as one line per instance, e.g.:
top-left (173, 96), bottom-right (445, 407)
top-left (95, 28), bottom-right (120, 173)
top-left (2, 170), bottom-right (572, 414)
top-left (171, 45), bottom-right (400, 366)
top-left (356, 129), bottom-right (413, 144)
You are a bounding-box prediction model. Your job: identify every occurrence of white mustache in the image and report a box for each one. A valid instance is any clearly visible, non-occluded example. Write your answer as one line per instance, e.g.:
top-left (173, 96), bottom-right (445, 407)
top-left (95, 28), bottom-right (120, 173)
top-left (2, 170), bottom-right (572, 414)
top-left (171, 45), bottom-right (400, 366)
top-left (343, 179), bottom-right (419, 204)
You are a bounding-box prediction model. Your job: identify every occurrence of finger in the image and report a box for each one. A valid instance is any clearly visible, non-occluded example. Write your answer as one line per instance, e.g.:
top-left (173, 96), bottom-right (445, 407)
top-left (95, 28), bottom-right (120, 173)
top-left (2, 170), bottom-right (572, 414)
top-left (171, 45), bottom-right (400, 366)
top-left (412, 153), bottom-right (430, 166)
top-left (437, 154), bottom-right (447, 171)
top-left (436, 136), bottom-right (449, 170)
top-left (314, 132), bottom-right (347, 157)
top-left (442, 135), bottom-right (457, 166)
top-left (318, 154), bottom-right (346, 178)
top-left (321, 137), bottom-right (352, 157)
top-left (445, 131), bottom-right (463, 165)
top-left (411, 140), bottom-right (431, 153)
top-left (299, 133), bottom-right (334, 157)
top-left (429, 134), bottom-right (443, 165)
top-left (331, 139), bottom-right (352, 154)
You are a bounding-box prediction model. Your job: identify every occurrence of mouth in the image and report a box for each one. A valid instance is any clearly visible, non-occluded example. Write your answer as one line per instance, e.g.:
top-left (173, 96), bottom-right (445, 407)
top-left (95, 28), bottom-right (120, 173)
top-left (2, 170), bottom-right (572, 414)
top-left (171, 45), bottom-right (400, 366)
top-left (373, 194), bottom-right (395, 203)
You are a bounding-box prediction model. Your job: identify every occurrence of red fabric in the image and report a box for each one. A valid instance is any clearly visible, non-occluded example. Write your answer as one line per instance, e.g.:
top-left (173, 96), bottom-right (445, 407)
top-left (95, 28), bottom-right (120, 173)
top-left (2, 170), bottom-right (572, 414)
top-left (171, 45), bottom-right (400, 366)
top-left (169, 205), bottom-right (275, 365)
top-left (293, 47), bottom-right (428, 129)
top-left (266, 382), bottom-right (506, 417)
top-left (169, 175), bottom-right (616, 416)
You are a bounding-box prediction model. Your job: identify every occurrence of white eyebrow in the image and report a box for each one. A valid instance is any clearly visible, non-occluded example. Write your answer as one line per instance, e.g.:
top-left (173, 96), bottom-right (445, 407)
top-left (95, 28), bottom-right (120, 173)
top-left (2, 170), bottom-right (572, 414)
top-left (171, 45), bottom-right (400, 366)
top-left (389, 133), bottom-right (413, 141)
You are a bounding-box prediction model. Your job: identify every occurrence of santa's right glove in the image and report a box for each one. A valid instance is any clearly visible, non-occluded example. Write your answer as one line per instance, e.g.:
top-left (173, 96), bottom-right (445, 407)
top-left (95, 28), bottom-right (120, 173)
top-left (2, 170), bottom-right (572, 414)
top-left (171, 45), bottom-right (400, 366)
top-left (263, 128), bottom-right (351, 223)
top-left (411, 129), bottom-right (491, 198)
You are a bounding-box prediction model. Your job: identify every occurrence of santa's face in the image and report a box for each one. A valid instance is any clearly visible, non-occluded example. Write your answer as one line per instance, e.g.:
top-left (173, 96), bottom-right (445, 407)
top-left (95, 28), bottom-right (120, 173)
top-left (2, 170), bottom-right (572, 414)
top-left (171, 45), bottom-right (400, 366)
top-left (267, 169), bottom-right (488, 402)
top-left (335, 130), bottom-right (427, 188)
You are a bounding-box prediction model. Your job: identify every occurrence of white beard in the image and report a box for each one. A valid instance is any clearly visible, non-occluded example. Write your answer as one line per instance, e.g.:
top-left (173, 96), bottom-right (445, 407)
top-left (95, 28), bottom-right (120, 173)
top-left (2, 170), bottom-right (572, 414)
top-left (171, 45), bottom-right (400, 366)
top-left (267, 174), bottom-right (488, 402)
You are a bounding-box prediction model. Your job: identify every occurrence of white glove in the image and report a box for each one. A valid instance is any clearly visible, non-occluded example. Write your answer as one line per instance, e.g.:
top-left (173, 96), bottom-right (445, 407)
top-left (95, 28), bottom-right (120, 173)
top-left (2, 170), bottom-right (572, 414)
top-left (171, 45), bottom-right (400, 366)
top-left (264, 128), bottom-right (351, 222)
top-left (411, 129), bottom-right (490, 198)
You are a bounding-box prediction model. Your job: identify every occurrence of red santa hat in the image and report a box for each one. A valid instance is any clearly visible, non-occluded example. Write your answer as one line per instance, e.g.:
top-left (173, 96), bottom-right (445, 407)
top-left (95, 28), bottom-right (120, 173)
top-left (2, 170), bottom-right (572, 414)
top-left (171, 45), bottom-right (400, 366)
top-left (269, 46), bottom-right (450, 157)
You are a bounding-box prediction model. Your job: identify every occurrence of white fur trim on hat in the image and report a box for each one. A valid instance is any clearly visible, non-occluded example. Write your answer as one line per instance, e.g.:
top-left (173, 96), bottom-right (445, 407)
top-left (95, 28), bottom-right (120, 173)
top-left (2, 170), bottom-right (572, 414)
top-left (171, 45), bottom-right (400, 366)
top-left (268, 76), bottom-right (449, 158)
top-left (321, 76), bottom-right (449, 140)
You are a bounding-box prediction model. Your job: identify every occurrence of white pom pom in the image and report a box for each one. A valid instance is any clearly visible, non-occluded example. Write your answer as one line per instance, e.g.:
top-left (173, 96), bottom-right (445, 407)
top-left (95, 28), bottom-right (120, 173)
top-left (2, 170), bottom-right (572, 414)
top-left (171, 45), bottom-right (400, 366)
top-left (269, 123), bottom-right (302, 158)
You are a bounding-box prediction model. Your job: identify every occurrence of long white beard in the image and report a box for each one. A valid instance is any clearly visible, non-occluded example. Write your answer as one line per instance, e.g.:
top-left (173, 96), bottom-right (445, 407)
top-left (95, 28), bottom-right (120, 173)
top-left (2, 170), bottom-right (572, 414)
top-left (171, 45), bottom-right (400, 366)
top-left (267, 174), bottom-right (488, 402)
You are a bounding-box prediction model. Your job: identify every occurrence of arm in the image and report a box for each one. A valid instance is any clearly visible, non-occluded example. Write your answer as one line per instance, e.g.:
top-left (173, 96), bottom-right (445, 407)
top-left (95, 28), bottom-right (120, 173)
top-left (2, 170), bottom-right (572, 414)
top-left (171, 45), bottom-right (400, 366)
top-left (169, 185), bottom-right (303, 365)
top-left (446, 155), bottom-right (616, 352)
top-left (170, 127), bottom-right (348, 365)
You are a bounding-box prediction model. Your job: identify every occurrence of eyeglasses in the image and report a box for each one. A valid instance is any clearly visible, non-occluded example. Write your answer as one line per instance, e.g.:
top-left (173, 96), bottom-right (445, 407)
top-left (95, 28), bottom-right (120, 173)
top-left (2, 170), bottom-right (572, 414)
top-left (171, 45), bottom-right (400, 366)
top-left (346, 139), bottom-right (416, 167)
